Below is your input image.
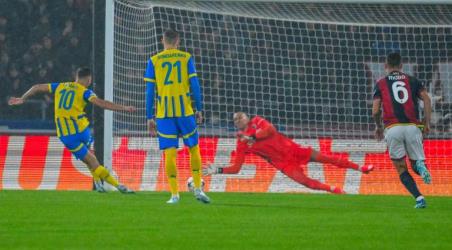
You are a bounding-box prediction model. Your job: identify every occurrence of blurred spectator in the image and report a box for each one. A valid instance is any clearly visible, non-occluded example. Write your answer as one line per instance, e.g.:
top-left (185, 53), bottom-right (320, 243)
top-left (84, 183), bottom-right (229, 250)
top-left (0, 51), bottom-right (8, 76)
top-left (61, 19), bottom-right (74, 38)
top-left (40, 36), bottom-right (54, 66)
top-left (30, 15), bottom-right (51, 42)
top-left (0, 25), bottom-right (6, 52)
top-left (0, 0), bottom-right (93, 121)
top-left (0, 15), bottom-right (7, 33)
top-left (6, 65), bottom-right (23, 97)
top-left (429, 66), bottom-right (452, 132)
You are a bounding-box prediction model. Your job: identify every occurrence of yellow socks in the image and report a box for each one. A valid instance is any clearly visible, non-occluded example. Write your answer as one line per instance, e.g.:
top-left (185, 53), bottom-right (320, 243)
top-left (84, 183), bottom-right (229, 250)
top-left (164, 145), bottom-right (202, 194)
top-left (93, 165), bottom-right (119, 187)
top-left (189, 145), bottom-right (202, 188)
top-left (165, 148), bottom-right (178, 195)
top-left (89, 169), bottom-right (101, 182)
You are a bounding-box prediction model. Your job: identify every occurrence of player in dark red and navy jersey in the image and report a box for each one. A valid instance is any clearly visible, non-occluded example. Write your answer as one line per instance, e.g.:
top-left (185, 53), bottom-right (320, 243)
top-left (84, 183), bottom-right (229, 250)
top-left (372, 52), bottom-right (432, 208)
top-left (202, 112), bottom-right (374, 194)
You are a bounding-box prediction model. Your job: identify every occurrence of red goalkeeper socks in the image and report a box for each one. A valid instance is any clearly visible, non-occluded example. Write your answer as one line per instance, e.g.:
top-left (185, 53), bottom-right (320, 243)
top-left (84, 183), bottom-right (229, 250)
top-left (314, 153), bottom-right (359, 170)
top-left (303, 178), bottom-right (332, 192)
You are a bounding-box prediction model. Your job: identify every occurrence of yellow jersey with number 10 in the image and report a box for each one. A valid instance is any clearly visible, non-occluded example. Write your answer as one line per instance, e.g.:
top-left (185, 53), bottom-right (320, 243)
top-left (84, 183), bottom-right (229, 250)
top-left (48, 82), bottom-right (97, 137)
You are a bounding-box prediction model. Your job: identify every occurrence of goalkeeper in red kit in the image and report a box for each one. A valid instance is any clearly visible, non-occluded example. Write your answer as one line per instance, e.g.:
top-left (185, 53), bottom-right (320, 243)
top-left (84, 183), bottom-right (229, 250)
top-left (203, 112), bottom-right (374, 194)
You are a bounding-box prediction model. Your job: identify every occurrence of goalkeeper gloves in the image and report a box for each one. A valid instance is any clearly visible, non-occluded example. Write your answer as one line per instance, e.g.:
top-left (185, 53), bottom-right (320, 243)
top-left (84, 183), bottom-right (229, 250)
top-left (237, 132), bottom-right (256, 145)
top-left (202, 165), bottom-right (220, 176)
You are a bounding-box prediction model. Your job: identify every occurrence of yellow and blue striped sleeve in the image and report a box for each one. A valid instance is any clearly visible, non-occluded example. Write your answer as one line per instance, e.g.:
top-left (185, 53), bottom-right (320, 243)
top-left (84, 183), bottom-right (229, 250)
top-left (83, 89), bottom-right (97, 102)
top-left (48, 82), bottom-right (60, 94)
top-left (144, 59), bottom-right (156, 83)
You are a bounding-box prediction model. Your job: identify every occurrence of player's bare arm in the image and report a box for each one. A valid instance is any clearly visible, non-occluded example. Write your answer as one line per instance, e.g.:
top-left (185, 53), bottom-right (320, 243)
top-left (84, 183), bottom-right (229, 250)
top-left (89, 97), bottom-right (136, 112)
top-left (8, 84), bottom-right (49, 105)
top-left (147, 119), bottom-right (157, 137)
top-left (419, 89), bottom-right (432, 134)
top-left (195, 111), bottom-right (203, 124)
top-left (372, 98), bottom-right (384, 141)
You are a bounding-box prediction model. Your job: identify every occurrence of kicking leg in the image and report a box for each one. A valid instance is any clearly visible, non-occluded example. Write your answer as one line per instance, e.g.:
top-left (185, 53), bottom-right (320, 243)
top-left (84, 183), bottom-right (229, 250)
top-left (82, 152), bottom-right (105, 193)
top-left (82, 151), bottom-right (134, 194)
top-left (405, 125), bottom-right (431, 184)
top-left (189, 144), bottom-right (202, 188)
top-left (409, 159), bottom-right (431, 184)
top-left (189, 145), bottom-right (210, 203)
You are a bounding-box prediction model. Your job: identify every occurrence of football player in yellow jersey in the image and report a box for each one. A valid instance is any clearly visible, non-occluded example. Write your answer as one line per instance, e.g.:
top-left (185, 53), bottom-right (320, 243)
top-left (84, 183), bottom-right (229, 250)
top-left (9, 67), bottom-right (135, 193)
top-left (145, 29), bottom-right (210, 204)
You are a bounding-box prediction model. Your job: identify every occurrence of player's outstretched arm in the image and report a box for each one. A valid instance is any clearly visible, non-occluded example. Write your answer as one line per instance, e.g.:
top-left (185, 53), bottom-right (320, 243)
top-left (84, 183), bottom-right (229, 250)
top-left (203, 146), bottom-right (246, 175)
top-left (8, 84), bottom-right (49, 106)
top-left (202, 164), bottom-right (220, 175)
top-left (205, 161), bottom-right (244, 175)
top-left (90, 97), bottom-right (136, 112)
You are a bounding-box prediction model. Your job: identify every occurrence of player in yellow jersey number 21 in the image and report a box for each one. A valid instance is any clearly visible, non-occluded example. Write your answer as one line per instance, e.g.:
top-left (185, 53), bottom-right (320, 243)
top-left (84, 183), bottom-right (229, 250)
top-left (145, 29), bottom-right (210, 204)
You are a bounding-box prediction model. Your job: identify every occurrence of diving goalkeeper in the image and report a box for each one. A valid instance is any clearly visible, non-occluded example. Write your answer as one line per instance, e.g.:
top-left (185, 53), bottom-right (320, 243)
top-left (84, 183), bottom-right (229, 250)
top-left (203, 112), bottom-right (374, 194)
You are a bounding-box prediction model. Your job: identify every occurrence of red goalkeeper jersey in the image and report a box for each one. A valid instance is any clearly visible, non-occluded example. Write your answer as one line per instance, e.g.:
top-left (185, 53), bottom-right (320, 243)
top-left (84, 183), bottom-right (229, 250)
top-left (221, 116), bottom-right (312, 174)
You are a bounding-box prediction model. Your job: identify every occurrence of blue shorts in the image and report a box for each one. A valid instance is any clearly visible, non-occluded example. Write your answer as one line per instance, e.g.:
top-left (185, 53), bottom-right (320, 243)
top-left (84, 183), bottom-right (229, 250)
top-left (156, 116), bottom-right (199, 150)
top-left (59, 127), bottom-right (93, 160)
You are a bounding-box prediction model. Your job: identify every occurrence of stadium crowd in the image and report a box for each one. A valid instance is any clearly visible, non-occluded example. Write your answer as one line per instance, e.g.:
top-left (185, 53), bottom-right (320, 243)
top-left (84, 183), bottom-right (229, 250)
top-left (0, 0), bottom-right (92, 120)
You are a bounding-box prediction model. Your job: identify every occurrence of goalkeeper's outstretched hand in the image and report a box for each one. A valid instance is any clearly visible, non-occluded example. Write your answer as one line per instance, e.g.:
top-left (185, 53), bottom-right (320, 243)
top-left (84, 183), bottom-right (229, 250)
top-left (202, 164), bottom-right (218, 176)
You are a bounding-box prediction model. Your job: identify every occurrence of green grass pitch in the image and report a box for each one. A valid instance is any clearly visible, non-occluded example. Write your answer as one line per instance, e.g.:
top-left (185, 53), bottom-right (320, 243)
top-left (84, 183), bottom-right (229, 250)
top-left (0, 191), bottom-right (451, 249)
